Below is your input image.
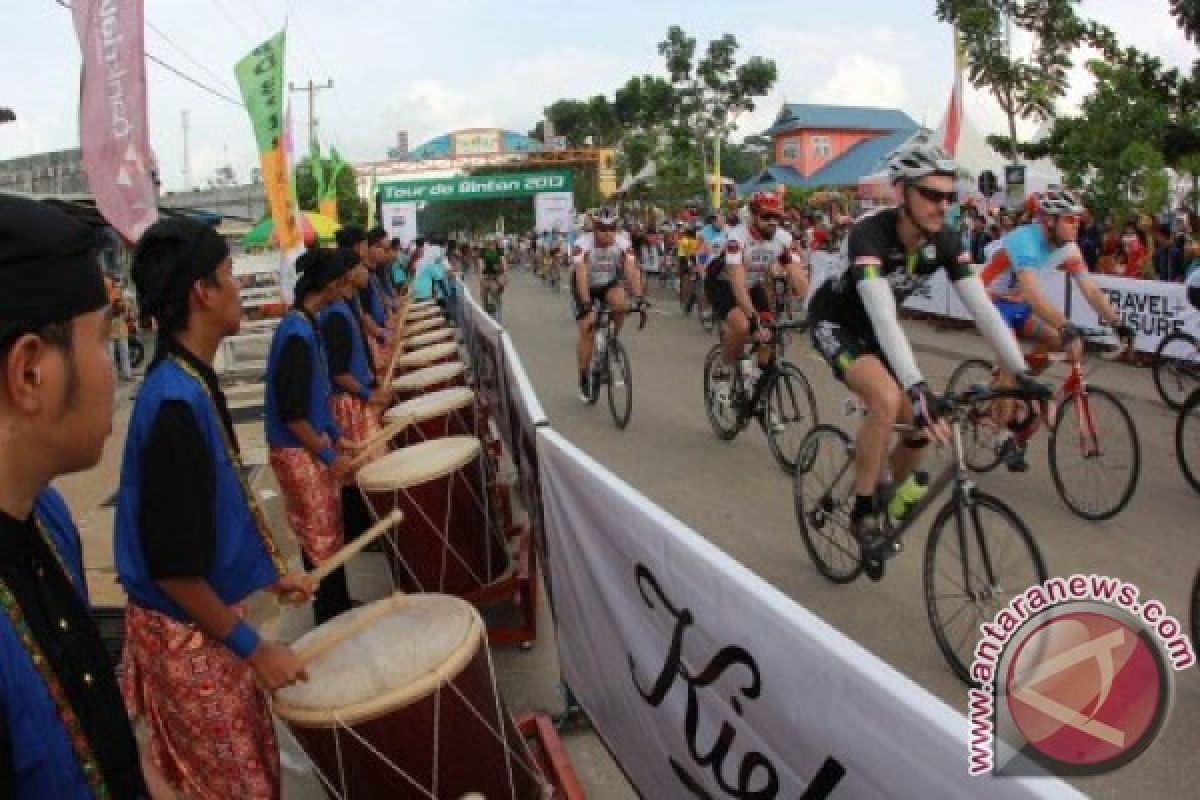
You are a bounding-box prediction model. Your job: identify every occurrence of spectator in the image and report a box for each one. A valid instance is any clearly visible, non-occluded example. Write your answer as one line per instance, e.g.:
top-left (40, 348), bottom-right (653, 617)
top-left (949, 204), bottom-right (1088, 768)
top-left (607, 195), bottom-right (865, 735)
top-left (968, 212), bottom-right (992, 265)
top-left (1119, 222), bottom-right (1148, 279)
top-left (1152, 222), bottom-right (1184, 281)
top-left (105, 273), bottom-right (133, 381)
top-left (1077, 206), bottom-right (1101, 271)
top-left (1097, 229), bottom-right (1122, 275)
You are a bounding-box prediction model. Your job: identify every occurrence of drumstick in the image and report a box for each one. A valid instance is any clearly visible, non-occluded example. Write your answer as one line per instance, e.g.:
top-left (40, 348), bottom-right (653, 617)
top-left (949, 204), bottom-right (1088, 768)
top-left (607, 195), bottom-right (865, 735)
top-left (291, 600), bottom-right (391, 668)
top-left (307, 509), bottom-right (403, 584)
top-left (345, 419), bottom-right (411, 471)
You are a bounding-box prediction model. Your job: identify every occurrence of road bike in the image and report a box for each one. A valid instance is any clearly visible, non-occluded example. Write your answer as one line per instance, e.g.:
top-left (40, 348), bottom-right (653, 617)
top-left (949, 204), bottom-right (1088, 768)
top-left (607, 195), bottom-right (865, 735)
top-left (702, 317), bottom-right (819, 473)
top-left (792, 385), bottom-right (1050, 685)
top-left (584, 300), bottom-right (649, 429)
top-left (945, 326), bottom-right (1140, 521)
top-left (1178, 387), bottom-right (1200, 495)
top-left (1153, 330), bottom-right (1200, 410)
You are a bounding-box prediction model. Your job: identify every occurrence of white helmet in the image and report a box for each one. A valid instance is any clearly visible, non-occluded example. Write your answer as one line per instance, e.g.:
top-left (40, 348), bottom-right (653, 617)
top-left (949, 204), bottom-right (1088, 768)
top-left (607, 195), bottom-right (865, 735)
top-left (886, 142), bottom-right (957, 182)
top-left (1036, 190), bottom-right (1084, 217)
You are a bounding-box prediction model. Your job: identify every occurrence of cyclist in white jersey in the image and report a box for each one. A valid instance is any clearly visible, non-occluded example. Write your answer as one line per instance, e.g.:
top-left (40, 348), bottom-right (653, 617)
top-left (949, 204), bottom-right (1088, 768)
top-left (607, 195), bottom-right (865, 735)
top-left (706, 192), bottom-right (809, 384)
top-left (572, 208), bottom-right (644, 400)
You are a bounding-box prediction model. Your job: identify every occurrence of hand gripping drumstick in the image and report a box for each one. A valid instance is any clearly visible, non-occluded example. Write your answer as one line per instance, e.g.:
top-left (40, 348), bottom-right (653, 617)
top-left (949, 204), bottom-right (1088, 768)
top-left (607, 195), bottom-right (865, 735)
top-left (343, 416), bottom-right (414, 472)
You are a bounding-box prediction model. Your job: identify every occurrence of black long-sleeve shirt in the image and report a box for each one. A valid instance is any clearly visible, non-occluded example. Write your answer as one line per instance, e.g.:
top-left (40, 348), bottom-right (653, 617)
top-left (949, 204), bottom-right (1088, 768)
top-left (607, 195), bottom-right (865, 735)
top-left (274, 335), bottom-right (313, 423)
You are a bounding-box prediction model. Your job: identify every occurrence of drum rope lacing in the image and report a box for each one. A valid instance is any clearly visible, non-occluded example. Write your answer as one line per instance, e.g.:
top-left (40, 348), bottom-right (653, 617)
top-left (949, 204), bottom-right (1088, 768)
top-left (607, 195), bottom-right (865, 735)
top-left (272, 642), bottom-right (551, 799)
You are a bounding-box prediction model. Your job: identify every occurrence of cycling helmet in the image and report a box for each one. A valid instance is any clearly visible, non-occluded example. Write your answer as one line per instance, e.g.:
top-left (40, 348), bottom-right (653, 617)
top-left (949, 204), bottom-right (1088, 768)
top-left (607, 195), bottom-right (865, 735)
top-left (886, 142), bottom-right (957, 182)
top-left (594, 207), bottom-right (619, 228)
top-left (748, 191), bottom-right (784, 218)
top-left (1034, 190), bottom-right (1084, 217)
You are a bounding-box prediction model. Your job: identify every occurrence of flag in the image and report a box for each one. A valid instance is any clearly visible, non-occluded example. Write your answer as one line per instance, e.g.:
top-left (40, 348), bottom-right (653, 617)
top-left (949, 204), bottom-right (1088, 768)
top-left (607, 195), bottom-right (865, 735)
top-left (309, 136), bottom-right (327, 205)
top-left (318, 145), bottom-right (346, 222)
top-left (934, 26), bottom-right (965, 157)
top-left (70, 0), bottom-right (159, 242)
top-left (236, 30), bottom-right (302, 300)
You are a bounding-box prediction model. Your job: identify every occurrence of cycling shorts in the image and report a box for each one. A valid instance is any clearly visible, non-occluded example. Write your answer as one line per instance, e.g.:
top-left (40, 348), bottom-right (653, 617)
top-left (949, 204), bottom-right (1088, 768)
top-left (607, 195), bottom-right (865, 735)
top-left (705, 278), bottom-right (768, 321)
top-left (994, 298), bottom-right (1033, 333)
top-left (573, 278), bottom-right (620, 321)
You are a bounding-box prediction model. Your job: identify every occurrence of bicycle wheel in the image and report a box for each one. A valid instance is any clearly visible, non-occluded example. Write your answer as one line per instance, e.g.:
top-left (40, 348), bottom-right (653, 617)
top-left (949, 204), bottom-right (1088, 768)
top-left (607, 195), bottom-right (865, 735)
top-left (793, 425), bottom-right (862, 583)
top-left (1154, 332), bottom-right (1200, 410)
top-left (764, 362), bottom-right (820, 474)
top-left (606, 339), bottom-right (633, 429)
top-left (1048, 386), bottom-right (1140, 520)
top-left (703, 345), bottom-right (741, 440)
top-left (1177, 389), bottom-right (1200, 494)
top-left (924, 491), bottom-right (1047, 686)
top-left (944, 358), bottom-right (1003, 473)
top-left (1190, 568), bottom-right (1200, 668)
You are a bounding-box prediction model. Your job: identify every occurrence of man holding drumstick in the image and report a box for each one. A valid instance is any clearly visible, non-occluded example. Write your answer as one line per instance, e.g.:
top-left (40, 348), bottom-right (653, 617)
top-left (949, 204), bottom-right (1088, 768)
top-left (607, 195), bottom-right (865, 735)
top-left (118, 217), bottom-right (314, 798)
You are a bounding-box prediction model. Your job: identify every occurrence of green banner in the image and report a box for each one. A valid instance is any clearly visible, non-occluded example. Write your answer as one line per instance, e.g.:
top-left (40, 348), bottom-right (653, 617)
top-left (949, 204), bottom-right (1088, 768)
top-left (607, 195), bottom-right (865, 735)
top-left (234, 31), bottom-right (286, 153)
top-left (378, 170), bottom-right (573, 203)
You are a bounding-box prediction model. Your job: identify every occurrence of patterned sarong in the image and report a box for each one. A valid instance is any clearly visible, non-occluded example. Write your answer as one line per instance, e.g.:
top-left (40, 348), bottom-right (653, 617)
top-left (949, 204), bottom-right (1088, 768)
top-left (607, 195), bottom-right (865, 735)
top-left (121, 603), bottom-right (280, 800)
top-left (331, 393), bottom-right (385, 464)
top-left (269, 447), bottom-right (344, 563)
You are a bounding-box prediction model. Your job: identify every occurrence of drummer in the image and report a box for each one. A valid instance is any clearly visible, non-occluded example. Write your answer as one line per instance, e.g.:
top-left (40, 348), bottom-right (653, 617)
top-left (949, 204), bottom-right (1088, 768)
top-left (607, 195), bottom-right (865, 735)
top-left (265, 247), bottom-right (358, 625)
top-left (337, 226), bottom-right (391, 368)
top-left (319, 245), bottom-right (388, 551)
top-left (119, 216), bottom-right (313, 798)
top-left (366, 227), bottom-right (401, 318)
top-left (0, 194), bottom-right (144, 798)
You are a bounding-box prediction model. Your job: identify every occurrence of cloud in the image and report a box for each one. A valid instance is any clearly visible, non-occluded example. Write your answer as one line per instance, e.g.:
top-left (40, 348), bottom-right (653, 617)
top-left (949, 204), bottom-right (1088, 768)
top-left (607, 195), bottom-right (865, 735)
top-left (813, 54), bottom-right (908, 109)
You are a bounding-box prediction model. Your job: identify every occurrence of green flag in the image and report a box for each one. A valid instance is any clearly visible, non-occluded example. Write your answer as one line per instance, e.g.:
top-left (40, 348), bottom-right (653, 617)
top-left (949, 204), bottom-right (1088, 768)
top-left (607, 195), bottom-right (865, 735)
top-left (324, 146), bottom-right (347, 201)
top-left (309, 137), bottom-right (327, 204)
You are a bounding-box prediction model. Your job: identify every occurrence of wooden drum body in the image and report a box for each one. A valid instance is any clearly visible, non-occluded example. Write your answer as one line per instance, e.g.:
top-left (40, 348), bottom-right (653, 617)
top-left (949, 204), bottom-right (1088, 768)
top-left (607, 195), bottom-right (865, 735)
top-left (404, 316), bottom-right (446, 337)
top-left (403, 327), bottom-right (455, 350)
top-left (275, 594), bottom-right (547, 800)
top-left (392, 362), bottom-right (466, 403)
top-left (384, 387), bottom-right (478, 447)
top-left (357, 437), bottom-right (510, 596)
top-left (394, 341), bottom-right (460, 375)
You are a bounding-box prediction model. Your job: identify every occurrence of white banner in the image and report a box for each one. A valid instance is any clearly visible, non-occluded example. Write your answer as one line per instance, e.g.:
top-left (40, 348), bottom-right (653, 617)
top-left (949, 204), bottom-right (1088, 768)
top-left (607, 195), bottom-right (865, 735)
top-left (381, 200), bottom-right (419, 245)
top-left (538, 428), bottom-right (1079, 800)
top-left (535, 191), bottom-right (574, 234)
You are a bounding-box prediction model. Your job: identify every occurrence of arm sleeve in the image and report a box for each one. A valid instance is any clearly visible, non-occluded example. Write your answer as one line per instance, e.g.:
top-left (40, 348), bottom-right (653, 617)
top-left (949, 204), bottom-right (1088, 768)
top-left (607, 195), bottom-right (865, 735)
top-left (952, 274), bottom-right (1030, 376)
top-left (320, 313), bottom-right (354, 378)
top-left (139, 400), bottom-right (216, 579)
top-left (274, 336), bottom-right (312, 423)
top-left (856, 278), bottom-right (925, 389)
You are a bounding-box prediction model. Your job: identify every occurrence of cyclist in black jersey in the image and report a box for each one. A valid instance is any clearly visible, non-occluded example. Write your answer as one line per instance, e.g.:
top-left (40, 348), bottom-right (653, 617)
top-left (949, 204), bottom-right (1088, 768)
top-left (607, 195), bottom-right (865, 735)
top-left (807, 142), bottom-right (1032, 577)
top-left (479, 237), bottom-right (507, 315)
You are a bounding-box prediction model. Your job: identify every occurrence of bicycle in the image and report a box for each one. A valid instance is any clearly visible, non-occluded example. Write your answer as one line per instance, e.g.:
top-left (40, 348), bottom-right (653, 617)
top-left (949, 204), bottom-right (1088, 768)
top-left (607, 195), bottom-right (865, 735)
top-left (702, 317), bottom-right (819, 473)
top-left (1153, 330), bottom-right (1200, 410)
top-left (1178, 387), bottom-right (1200, 495)
top-left (584, 299), bottom-right (649, 429)
top-left (792, 385), bottom-right (1050, 685)
top-left (945, 326), bottom-right (1140, 521)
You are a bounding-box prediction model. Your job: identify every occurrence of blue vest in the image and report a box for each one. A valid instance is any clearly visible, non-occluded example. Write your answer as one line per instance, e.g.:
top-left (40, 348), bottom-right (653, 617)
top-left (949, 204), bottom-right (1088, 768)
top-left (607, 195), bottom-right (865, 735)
top-left (364, 275), bottom-right (388, 327)
top-left (319, 298), bottom-right (375, 393)
top-left (265, 310), bottom-right (339, 449)
top-left (0, 488), bottom-right (99, 799)
top-left (375, 269), bottom-right (397, 300)
top-left (115, 359), bottom-right (280, 619)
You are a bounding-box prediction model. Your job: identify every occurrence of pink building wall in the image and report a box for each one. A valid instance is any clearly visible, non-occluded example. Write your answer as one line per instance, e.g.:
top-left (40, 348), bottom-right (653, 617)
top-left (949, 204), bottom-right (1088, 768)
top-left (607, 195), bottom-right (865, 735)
top-left (774, 129), bottom-right (877, 177)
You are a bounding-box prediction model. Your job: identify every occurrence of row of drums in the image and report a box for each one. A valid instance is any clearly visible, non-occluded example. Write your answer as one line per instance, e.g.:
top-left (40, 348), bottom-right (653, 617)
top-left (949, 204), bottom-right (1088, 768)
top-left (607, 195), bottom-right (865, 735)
top-left (275, 299), bottom-right (562, 799)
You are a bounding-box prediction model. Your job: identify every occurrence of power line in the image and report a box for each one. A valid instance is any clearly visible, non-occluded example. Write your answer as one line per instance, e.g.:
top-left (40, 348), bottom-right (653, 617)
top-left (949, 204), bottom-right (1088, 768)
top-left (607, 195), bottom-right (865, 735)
top-left (145, 19), bottom-right (241, 98)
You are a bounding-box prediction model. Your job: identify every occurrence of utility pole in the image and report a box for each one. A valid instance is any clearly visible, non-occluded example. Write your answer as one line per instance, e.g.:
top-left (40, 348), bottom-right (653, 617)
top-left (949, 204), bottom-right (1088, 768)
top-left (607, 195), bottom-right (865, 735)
top-left (181, 110), bottom-right (192, 189)
top-left (288, 79), bottom-right (334, 152)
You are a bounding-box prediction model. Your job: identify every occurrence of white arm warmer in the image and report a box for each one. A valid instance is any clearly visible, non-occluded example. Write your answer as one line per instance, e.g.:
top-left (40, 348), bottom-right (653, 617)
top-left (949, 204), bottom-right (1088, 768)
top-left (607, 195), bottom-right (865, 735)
top-left (953, 274), bottom-right (1029, 375)
top-left (856, 277), bottom-right (924, 389)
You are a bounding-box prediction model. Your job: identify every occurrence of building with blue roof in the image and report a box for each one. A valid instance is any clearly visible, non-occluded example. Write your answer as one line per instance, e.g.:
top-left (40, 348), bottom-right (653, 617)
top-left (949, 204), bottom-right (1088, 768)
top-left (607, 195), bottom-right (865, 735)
top-left (741, 103), bottom-right (920, 193)
top-left (404, 128), bottom-right (545, 161)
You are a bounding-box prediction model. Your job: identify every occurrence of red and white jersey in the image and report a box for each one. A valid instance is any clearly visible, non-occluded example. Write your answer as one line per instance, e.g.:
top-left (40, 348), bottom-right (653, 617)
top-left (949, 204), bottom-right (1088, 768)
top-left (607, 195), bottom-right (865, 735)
top-left (571, 231), bottom-right (632, 265)
top-left (574, 232), bottom-right (633, 287)
top-left (722, 224), bottom-right (793, 287)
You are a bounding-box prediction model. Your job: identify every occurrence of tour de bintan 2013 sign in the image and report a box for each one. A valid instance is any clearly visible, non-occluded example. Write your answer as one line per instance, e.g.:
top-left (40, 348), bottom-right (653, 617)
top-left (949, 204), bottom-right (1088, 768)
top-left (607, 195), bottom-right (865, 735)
top-left (378, 170), bottom-right (574, 203)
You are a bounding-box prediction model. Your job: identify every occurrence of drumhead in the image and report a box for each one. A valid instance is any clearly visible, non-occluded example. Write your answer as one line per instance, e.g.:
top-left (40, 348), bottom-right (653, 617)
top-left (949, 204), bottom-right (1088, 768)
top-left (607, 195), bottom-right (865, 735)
top-left (405, 317), bottom-right (445, 336)
top-left (357, 435), bottom-right (480, 491)
top-left (392, 362), bottom-right (466, 392)
top-left (384, 387), bottom-right (475, 426)
top-left (407, 306), bottom-right (442, 321)
top-left (405, 328), bottom-right (454, 349)
top-left (274, 593), bottom-right (482, 727)
top-left (409, 300), bottom-right (437, 311)
top-left (396, 341), bottom-right (459, 370)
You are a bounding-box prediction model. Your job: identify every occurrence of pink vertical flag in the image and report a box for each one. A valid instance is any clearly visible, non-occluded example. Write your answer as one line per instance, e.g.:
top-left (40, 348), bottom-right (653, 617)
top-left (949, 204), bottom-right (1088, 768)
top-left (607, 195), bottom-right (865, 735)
top-left (934, 26), bottom-right (965, 156)
top-left (71, 0), bottom-right (159, 242)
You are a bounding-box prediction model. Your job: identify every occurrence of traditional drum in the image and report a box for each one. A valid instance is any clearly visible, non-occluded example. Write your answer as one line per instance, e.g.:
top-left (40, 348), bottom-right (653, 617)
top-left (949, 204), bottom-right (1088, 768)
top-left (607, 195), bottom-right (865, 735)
top-left (403, 327), bottom-right (455, 349)
top-left (357, 436), bottom-right (510, 596)
top-left (392, 362), bottom-right (467, 402)
top-left (408, 299), bottom-right (437, 312)
top-left (404, 316), bottom-right (446, 337)
top-left (394, 341), bottom-right (460, 374)
top-left (406, 305), bottom-right (443, 323)
top-left (274, 593), bottom-right (549, 800)
top-left (384, 387), bottom-right (477, 446)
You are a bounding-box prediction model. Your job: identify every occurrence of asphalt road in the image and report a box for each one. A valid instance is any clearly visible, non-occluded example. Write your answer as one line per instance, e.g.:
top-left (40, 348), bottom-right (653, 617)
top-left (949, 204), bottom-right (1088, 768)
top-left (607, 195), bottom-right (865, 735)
top-left (491, 268), bottom-right (1200, 799)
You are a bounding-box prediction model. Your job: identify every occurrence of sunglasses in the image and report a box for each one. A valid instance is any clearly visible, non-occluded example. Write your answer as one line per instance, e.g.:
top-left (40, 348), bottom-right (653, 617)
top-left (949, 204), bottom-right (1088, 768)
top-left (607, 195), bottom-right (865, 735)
top-left (911, 185), bottom-right (958, 206)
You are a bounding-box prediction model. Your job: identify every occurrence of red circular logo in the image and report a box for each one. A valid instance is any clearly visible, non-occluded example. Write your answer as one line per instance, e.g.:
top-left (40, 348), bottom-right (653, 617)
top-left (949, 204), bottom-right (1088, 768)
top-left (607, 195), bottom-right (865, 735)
top-left (1002, 607), bottom-right (1169, 774)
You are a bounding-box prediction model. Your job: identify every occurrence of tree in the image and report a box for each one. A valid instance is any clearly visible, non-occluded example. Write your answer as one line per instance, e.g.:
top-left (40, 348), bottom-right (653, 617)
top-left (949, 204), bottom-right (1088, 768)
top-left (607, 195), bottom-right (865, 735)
top-left (936, 0), bottom-right (1087, 162)
top-left (656, 26), bottom-right (777, 207)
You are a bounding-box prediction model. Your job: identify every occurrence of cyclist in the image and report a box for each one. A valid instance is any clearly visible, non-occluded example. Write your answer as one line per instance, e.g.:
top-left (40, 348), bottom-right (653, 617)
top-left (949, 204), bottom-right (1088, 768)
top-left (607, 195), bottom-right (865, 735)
top-left (979, 190), bottom-right (1134, 470)
top-left (572, 208), bottom-right (644, 401)
top-left (807, 142), bottom-right (1032, 579)
top-left (479, 236), bottom-right (508, 312)
top-left (706, 192), bottom-right (806, 399)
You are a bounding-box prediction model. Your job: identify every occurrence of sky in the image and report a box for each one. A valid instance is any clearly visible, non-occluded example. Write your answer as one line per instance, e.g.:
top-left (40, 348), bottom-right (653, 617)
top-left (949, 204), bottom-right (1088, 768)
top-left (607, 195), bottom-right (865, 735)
top-left (1, 0), bottom-right (1195, 193)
